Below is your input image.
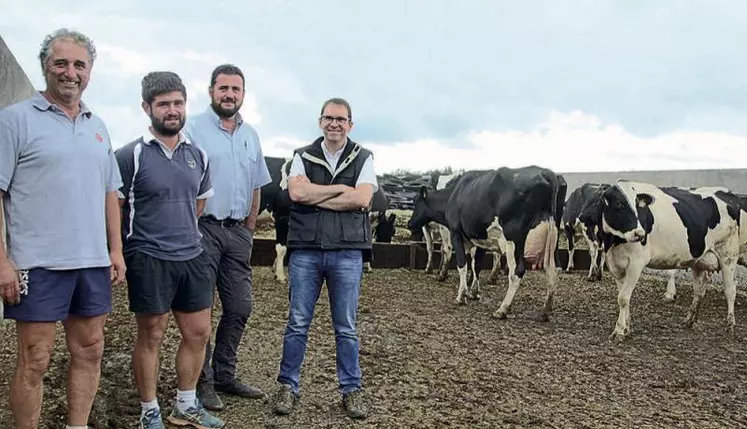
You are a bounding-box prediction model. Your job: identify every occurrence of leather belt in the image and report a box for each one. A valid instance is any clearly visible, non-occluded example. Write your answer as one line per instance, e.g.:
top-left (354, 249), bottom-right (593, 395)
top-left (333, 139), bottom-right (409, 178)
top-left (201, 215), bottom-right (245, 228)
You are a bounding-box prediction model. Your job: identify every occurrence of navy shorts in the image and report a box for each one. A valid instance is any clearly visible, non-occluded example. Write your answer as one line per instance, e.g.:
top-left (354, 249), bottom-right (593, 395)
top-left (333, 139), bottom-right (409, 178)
top-left (125, 250), bottom-right (214, 315)
top-left (3, 266), bottom-right (112, 322)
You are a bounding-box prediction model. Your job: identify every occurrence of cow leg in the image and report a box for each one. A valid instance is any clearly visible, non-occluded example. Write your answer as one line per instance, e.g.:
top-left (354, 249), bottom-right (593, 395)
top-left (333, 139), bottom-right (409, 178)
top-left (274, 243), bottom-right (288, 282)
top-left (609, 263), bottom-right (644, 341)
top-left (437, 228), bottom-right (453, 282)
top-left (683, 267), bottom-right (710, 329)
top-left (491, 240), bottom-right (525, 319)
top-left (565, 225), bottom-right (575, 271)
top-left (469, 247), bottom-right (486, 300)
top-left (423, 226), bottom-right (434, 274)
top-left (587, 241), bottom-right (600, 281)
top-left (539, 221), bottom-right (559, 321)
top-left (451, 233), bottom-right (470, 305)
top-left (663, 269), bottom-right (677, 303)
top-left (721, 259), bottom-right (738, 332)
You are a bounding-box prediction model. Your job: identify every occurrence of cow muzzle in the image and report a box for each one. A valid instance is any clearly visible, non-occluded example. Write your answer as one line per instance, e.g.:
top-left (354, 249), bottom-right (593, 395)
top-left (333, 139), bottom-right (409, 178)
top-left (626, 227), bottom-right (646, 243)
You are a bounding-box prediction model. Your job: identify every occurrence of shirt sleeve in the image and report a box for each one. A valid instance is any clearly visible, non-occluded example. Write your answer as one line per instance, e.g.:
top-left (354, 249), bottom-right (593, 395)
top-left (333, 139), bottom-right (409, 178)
top-left (288, 153), bottom-right (306, 178)
top-left (355, 154), bottom-right (379, 193)
top-left (0, 117), bottom-right (20, 193)
top-left (197, 147), bottom-right (214, 200)
top-left (115, 145), bottom-right (135, 200)
top-left (102, 127), bottom-right (123, 193)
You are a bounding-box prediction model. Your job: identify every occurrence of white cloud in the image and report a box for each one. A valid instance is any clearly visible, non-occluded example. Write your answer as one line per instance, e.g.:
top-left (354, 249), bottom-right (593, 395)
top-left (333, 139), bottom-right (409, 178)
top-left (365, 110), bottom-right (747, 174)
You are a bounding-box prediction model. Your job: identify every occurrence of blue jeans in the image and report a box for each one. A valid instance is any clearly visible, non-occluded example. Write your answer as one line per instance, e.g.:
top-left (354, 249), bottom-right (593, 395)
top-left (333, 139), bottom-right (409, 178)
top-left (277, 249), bottom-right (363, 396)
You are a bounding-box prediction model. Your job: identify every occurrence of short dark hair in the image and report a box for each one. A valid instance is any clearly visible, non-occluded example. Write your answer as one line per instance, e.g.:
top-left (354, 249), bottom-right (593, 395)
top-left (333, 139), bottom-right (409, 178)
top-left (210, 64), bottom-right (245, 88)
top-left (141, 71), bottom-right (186, 104)
top-left (320, 97), bottom-right (352, 119)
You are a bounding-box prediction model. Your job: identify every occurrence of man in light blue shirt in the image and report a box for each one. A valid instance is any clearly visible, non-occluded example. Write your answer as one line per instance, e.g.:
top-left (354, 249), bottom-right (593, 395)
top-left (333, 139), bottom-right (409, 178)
top-left (0, 28), bottom-right (125, 429)
top-left (183, 64), bottom-right (272, 410)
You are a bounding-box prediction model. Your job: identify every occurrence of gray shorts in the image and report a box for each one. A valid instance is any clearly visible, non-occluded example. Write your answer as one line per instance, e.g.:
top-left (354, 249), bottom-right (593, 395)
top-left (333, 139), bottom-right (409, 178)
top-left (3, 266), bottom-right (112, 322)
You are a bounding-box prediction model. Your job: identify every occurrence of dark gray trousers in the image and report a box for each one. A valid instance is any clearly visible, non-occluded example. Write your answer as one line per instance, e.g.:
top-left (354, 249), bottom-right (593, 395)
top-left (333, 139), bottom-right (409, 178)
top-left (198, 218), bottom-right (254, 385)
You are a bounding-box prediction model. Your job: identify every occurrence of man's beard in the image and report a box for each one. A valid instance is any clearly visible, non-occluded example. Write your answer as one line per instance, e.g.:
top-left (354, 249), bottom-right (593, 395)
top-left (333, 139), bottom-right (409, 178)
top-left (211, 98), bottom-right (242, 118)
top-left (151, 114), bottom-right (184, 137)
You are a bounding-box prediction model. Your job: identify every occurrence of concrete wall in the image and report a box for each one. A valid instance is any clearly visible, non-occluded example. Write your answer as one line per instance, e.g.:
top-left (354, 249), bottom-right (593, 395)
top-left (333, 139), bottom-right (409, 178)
top-left (559, 168), bottom-right (747, 197)
top-left (1, 34), bottom-right (37, 319)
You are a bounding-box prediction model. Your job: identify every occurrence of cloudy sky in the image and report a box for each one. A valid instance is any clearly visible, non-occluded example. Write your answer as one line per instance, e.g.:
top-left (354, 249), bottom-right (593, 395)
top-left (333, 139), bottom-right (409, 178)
top-left (2, 0), bottom-right (747, 174)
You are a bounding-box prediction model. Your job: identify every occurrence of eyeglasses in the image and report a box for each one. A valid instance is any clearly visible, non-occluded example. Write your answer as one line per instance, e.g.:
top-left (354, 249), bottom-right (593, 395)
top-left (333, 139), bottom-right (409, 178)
top-left (320, 115), bottom-right (350, 125)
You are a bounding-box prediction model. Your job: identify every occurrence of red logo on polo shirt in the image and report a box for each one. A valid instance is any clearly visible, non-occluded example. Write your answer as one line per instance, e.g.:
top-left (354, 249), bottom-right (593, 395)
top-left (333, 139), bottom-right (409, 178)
top-left (95, 133), bottom-right (103, 142)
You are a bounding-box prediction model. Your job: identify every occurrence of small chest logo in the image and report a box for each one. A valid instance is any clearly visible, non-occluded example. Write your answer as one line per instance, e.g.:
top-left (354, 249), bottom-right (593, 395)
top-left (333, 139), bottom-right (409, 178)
top-left (95, 133), bottom-right (104, 143)
top-left (187, 159), bottom-right (196, 169)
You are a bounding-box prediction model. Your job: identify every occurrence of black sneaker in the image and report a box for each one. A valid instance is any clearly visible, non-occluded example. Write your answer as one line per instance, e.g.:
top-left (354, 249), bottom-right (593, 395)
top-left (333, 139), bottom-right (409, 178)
top-left (342, 389), bottom-right (367, 419)
top-left (272, 384), bottom-right (298, 416)
top-left (214, 378), bottom-right (264, 399)
top-left (197, 381), bottom-right (225, 412)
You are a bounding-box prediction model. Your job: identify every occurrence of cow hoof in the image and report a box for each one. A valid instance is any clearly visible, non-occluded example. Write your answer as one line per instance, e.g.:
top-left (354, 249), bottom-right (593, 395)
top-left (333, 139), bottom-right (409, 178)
top-left (487, 277), bottom-right (499, 285)
top-left (424, 267), bottom-right (433, 274)
top-left (491, 309), bottom-right (508, 320)
top-left (608, 331), bottom-right (628, 342)
top-left (663, 296), bottom-right (676, 304)
top-left (682, 315), bottom-right (696, 329)
top-left (454, 297), bottom-right (467, 305)
top-left (436, 275), bottom-right (447, 282)
top-left (468, 292), bottom-right (481, 301)
top-left (536, 312), bottom-right (550, 322)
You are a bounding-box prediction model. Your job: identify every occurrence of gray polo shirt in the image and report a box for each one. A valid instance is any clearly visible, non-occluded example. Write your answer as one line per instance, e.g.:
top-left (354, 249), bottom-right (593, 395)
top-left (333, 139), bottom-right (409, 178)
top-left (0, 92), bottom-right (123, 270)
top-left (115, 130), bottom-right (214, 261)
top-left (184, 107), bottom-right (272, 221)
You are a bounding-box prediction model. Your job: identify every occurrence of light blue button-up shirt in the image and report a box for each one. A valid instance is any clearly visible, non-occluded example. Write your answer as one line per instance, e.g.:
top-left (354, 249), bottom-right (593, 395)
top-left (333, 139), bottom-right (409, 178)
top-left (184, 107), bottom-right (272, 220)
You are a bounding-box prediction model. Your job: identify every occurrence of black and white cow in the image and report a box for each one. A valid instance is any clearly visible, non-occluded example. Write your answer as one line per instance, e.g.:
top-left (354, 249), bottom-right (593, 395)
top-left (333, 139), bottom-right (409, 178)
top-left (561, 183), bottom-right (610, 280)
top-left (416, 171), bottom-right (503, 283)
top-left (258, 156), bottom-right (394, 281)
top-left (408, 166), bottom-right (567, 322)
top-left (579, 180), bottom-right (744, 340)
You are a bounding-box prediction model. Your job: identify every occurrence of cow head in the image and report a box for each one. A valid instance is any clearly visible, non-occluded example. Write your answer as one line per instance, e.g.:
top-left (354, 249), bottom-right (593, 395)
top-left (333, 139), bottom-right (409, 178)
top-left (599, 180), bottom-right (655, 243)
top-left (407, 186), bottom-right (436, 233)
top-left (373, 211), bottom-right (397, 243)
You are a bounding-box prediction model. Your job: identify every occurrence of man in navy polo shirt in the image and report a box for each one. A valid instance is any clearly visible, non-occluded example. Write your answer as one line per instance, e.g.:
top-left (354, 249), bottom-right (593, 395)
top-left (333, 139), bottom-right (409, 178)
top-left (116, 71), bottom-right (224, 429)
top-left (0, 28), bottom-right (125, 429)
top-left (184, 63), bottom-right (272, 411)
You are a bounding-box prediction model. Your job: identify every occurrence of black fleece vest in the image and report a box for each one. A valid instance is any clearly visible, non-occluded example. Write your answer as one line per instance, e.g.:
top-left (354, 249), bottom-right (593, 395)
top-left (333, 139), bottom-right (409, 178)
top-left (287, 137), bottom-right (373, 251)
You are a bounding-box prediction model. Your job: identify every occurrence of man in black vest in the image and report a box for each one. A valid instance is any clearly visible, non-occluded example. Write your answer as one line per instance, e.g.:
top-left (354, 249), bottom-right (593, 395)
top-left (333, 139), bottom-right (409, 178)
top-left (271, 98), bottom-right (376, 419)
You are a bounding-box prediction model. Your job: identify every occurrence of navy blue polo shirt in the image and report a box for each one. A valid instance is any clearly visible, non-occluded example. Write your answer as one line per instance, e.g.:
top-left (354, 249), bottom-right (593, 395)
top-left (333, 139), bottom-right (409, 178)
top-left (115, 130), bottom-right (214, 261)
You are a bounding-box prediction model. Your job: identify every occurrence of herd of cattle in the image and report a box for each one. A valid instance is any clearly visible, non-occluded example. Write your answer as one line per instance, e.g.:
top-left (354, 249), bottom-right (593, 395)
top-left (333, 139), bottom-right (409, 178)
top-left (257, 156), bottom-right (747, 341)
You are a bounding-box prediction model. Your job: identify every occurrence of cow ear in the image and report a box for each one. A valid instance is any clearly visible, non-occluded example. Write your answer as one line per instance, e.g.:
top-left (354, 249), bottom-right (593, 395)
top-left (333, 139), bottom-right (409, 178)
top-left (636, 193), bottom-right (654, 207)
top-left (419, 185), bottom-right (428, 199)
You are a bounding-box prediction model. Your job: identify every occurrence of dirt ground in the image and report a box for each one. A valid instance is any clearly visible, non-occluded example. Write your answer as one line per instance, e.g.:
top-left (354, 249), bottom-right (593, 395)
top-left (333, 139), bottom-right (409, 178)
top-left (2, 262), bottom-right (747, 428)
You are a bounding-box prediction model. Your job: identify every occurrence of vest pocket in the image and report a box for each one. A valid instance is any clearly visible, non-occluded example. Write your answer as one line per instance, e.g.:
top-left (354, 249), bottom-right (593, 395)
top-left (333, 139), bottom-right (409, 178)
top-left (289, 211), bottom-right (319, 241)
top-left (341, 212), bottom-right (367, 243)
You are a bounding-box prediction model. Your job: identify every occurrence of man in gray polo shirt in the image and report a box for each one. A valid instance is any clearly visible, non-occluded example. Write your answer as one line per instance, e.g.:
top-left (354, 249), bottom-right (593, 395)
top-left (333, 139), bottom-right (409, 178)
top-left (184, 63), bottom-right (272, 410)
top-left (116, 71), bottom-right (224, 429)
top-left (0, 29), bottom-right (125, 429)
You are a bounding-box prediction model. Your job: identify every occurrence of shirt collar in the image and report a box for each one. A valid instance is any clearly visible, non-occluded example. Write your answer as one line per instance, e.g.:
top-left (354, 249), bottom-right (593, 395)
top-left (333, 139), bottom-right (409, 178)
top-left (205, 105), bottom-right (244, 129)
top-left (30, 91), bottom-right (92, 117)
top-left (141, 127), bottom-right (191, 146)
top-left (322, 138), bottom-right (348, 159)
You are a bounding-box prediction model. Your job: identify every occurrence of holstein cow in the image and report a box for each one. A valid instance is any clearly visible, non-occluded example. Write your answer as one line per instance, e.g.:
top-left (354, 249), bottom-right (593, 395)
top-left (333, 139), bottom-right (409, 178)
top-left (562, 183), bottom-right (610, 280)
top-left (417, 171), bottom-right (502, 284)
top-left (658, 192), bottom-right (747, 303)
top-left (258, 156), bottom-right (394, 281)
top-left (408, 166), bottom-right (566, 322)
top-left (580, 180), bottom-right (743, 340)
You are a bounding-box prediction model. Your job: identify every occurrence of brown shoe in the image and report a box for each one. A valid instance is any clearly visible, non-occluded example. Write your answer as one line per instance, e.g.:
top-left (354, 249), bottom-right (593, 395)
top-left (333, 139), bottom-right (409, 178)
top-left (197, 382), bottom-right (225, 412)
top-left (342, 390), bottom-right (367, 419)
top-left (272, 384), bottom-right (298, 416)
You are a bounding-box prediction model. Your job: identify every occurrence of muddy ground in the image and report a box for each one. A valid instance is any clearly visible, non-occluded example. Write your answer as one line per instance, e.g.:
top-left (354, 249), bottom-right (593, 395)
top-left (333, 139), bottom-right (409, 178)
top-left (2, 263), bottom-right (747, 428)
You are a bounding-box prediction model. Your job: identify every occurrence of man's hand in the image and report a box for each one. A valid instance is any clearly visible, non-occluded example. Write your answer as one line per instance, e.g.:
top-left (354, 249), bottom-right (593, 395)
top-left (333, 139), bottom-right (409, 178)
top-left (0, 258), bottom-right (20, 306)
top-left (110, 249), bottom-right (126, 284)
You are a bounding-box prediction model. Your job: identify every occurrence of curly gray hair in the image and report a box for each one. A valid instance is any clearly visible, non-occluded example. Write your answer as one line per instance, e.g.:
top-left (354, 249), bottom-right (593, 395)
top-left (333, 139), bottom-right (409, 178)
top-left (141, 71), bottom-right (187, 104)
top-left (38, 28), bottom-right (97, 72)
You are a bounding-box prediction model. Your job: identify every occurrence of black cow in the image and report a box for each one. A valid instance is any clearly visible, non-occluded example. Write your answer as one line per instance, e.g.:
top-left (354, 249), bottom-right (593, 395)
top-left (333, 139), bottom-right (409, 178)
top-left (561, 183), bottom-right (610, 281)
top-left (258, 156), bottom-right (393, 281)
top-left (407, 166), bottom-right (567, 322)
top-left (578, 180), bottom-right (744, 340)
